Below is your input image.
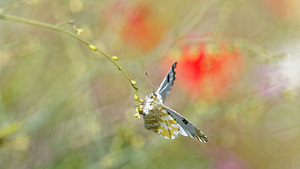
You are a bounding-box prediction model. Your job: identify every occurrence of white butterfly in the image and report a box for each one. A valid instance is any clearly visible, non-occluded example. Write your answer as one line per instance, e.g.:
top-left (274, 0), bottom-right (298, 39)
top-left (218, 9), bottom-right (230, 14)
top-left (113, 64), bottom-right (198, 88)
top-left (140, 62), bottom-right (209, 142)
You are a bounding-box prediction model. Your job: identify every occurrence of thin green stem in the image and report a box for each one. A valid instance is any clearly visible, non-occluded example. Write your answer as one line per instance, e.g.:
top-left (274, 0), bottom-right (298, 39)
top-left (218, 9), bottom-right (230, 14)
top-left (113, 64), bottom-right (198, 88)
top-left (0, 13), bottom-right (139, 99)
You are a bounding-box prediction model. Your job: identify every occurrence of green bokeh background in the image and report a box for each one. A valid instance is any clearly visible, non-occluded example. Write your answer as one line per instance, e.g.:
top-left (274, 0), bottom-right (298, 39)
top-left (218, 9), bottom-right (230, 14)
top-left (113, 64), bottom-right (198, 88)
top-left (0, 0), bottom-right (300, 169)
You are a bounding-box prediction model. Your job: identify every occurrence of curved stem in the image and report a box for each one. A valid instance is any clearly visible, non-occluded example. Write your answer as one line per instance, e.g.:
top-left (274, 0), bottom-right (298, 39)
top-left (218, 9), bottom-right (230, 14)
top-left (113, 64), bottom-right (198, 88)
top-left (0, 13), bottom-right (139, 98)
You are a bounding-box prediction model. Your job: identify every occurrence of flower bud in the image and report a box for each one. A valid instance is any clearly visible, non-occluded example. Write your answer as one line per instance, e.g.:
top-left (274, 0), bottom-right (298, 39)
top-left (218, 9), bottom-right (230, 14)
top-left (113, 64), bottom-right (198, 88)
top-left (135, 112), bottom-right (141, 119)
top-left (112, 56), bottom-right (119, 61)
top-left (131, 80), bottom-right (137, 85)
top-left (76, 29), bottom-right (84, 35)
top-left (89, 45), bottom-right (97, 51)
top-left (134, 94), bottom-right (139, 101)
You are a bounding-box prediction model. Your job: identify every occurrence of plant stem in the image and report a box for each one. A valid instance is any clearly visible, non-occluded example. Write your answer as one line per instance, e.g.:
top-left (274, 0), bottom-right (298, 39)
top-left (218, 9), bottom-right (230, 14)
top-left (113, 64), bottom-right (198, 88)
top-left (0, 13), bottom-right (139, 97)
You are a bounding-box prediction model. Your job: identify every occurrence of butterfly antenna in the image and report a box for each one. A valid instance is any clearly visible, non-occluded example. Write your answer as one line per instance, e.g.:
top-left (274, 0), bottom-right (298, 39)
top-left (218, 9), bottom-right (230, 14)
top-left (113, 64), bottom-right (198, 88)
top-left (144, 72), bottom-right (155, 92)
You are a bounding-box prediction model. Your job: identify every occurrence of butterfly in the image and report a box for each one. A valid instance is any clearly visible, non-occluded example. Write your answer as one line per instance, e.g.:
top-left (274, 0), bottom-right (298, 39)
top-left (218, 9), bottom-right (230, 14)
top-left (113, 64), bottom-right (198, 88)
top-left (139, 61), bottom-right (209, 142)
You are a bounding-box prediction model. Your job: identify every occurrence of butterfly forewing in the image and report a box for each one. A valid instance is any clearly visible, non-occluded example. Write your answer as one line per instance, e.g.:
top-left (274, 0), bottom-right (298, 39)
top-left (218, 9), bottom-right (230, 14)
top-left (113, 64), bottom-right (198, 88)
top-left (163, 106), bottom-right (209, 143)
top-left (156, 62), bottom-right (177, 102)
top-left (143, 106), bottom-right (180, 139)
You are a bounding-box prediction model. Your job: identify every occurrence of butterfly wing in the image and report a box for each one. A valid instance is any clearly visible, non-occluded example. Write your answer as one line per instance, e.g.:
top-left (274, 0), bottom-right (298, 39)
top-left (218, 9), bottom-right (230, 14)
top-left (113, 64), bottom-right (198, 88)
top-left (156, 61), bottom-right (177, 102)
top-left (163, 106), bottom-right (209, 143)
top-left (143, 106), bottom-right (180, 139)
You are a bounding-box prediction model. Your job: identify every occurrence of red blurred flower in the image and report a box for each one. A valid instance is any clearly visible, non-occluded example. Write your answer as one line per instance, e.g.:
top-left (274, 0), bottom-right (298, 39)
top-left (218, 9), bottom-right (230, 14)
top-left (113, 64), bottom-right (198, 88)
top-left (120, 3), bottom-right (166, 51)
top-left (166, 41), bottom-right (243, 99)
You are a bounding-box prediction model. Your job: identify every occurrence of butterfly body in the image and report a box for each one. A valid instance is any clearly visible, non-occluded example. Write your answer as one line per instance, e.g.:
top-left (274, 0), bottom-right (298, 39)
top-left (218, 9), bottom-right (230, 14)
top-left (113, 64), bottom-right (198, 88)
top-left (142, 92), bottom-right (163, 115)
top-left (140, 62), bottom-right (209, 143)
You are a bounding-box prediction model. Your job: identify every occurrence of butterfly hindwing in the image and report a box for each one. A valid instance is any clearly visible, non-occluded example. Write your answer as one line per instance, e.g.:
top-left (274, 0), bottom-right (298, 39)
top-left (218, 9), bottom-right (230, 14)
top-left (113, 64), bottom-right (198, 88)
top-left (156, 62), bottom-right (177, 102)
top-left (143, 106), bottom-right (180, 139)
top-left (163, 106), bottom-right (209, 143)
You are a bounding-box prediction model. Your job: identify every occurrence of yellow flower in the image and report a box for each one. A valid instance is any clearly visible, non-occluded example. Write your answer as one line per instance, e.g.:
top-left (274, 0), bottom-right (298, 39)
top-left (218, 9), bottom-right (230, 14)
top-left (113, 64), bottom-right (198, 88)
top-left (76, 28), bottom-right (84, 35)
top-left (135, 112), bottom-right (141, 119)
top-left (134, 94), bottom-right (139, 101)
top-left (89, 44), bottom-right (97, 51)
top-left (131, 80), bottom-right (137, 85)
top-left (112, 56), bottom-right (119, 61)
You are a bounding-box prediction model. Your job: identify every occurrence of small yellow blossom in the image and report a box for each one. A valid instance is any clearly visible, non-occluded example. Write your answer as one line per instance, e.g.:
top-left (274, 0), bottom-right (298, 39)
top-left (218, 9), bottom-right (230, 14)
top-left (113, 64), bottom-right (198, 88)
top-left (112, 56), bottom-right (119, 61)
top-left (138, 104), bottom-right (143, 112)
top-left (131, 80), bottom-right (137, 85)
top-left (138, 107), bottom-right (143, 112)
top-left (89, 44), bottom-right (97, 51)
top-left (134, 94), bottom-right (139, 100)
top-left (135, 112), bottom-right (141, 119)
top-left (76, 29), bottom-right (84, 35)
top-left (139, 99), bottom-right (143, 103)
top-left (118, 66), bottom-right (123, 70)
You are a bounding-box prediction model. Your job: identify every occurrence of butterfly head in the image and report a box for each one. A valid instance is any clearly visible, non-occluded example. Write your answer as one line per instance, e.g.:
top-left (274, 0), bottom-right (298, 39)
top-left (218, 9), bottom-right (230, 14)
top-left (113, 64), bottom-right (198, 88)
top-left (149, 92), bottom-right (157, 100)
top-left (148, 92), bottom-right (163, 103)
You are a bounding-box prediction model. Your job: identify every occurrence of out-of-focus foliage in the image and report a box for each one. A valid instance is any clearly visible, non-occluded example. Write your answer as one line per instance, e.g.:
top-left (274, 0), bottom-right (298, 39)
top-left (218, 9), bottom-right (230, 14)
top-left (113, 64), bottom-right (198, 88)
top-left (1, 0), bottom-right (300, 169)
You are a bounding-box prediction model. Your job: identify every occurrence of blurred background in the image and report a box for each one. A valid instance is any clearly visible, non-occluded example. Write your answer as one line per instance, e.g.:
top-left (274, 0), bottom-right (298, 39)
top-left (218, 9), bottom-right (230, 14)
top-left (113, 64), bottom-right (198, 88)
top-left (1, 0), bottom-right (300, 169)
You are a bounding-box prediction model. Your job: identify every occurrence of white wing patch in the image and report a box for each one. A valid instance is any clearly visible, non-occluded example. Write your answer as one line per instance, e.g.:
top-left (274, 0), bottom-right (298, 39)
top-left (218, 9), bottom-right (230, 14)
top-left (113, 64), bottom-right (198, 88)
top-left (156, 62), bottom-right (177, 102)
top-left (163, 106), bottom-right (209, 143)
